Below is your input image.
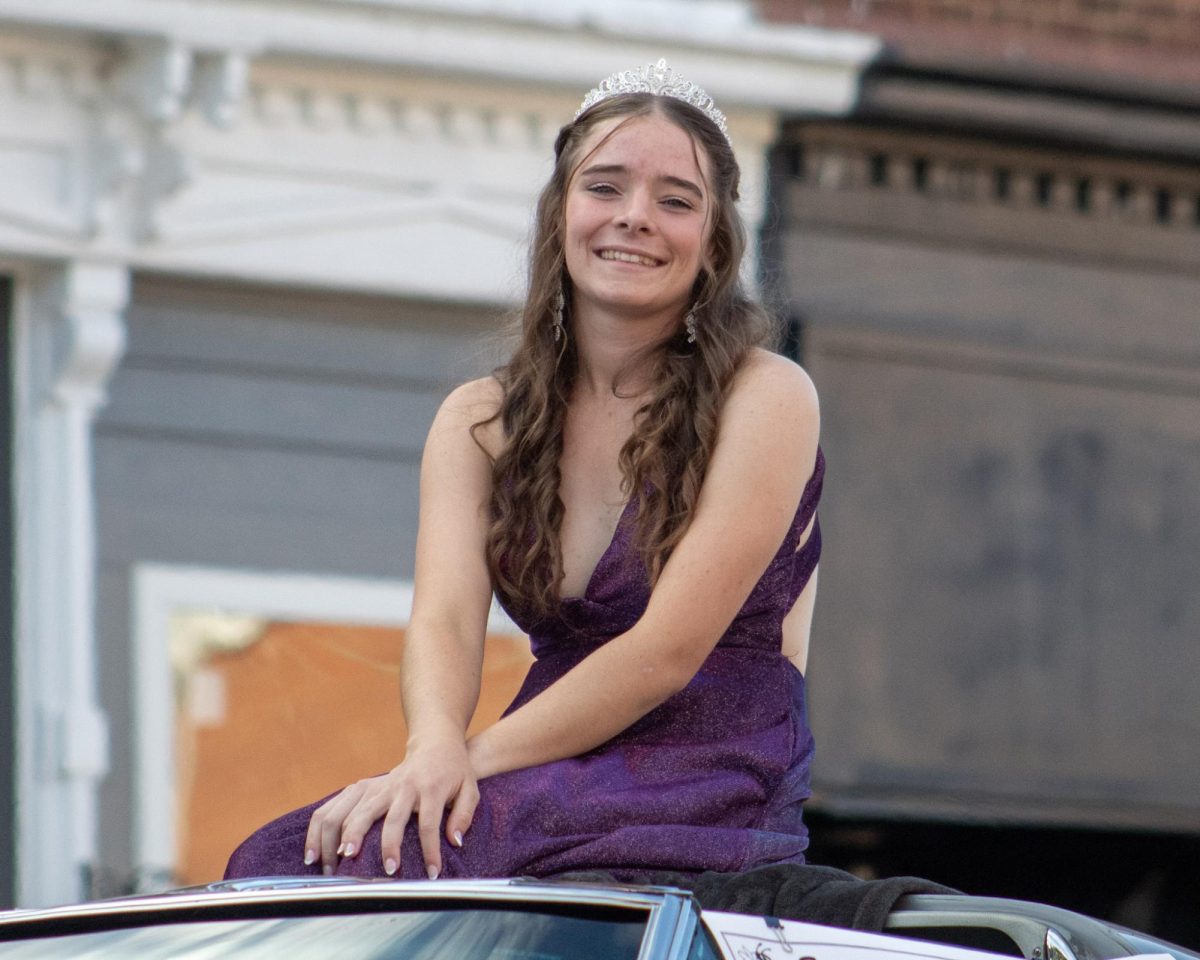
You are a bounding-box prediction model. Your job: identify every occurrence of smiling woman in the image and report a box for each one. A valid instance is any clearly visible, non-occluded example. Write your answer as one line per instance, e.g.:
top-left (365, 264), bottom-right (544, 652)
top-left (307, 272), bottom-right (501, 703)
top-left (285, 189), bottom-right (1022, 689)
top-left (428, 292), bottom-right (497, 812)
top-left (225, 60), bottom-right (823, 887)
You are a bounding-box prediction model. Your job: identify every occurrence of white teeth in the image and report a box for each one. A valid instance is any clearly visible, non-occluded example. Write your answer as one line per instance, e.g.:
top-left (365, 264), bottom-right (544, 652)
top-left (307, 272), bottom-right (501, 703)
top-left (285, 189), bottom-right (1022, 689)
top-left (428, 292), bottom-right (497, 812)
top-left (599, 249), bottom-right (659, 266)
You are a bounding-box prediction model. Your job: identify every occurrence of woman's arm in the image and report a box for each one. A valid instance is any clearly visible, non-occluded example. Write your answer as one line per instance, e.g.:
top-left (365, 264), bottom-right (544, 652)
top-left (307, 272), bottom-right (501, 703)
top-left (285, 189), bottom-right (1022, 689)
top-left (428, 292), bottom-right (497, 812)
top-left (467, 351), bottom-right (820, 780)
top-left (305, 377), bottom-right (501, 878)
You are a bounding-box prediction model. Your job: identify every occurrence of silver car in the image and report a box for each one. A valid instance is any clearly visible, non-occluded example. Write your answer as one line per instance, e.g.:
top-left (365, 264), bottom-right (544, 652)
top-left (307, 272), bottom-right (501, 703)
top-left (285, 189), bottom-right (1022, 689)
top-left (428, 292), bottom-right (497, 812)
top-left (0, 877), bottom-right (1193, 960)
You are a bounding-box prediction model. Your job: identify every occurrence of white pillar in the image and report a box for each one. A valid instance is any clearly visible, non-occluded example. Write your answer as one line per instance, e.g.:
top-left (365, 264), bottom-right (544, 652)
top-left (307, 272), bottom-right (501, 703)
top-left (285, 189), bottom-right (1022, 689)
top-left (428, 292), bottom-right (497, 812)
top-left (15, 261), bottom-right (128, 906)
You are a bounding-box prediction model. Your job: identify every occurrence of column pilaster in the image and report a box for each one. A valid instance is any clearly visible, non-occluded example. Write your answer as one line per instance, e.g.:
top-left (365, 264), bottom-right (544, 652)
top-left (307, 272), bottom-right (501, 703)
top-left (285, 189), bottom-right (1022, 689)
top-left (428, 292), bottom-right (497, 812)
top-left (16, 261), bottom-right (128, 905)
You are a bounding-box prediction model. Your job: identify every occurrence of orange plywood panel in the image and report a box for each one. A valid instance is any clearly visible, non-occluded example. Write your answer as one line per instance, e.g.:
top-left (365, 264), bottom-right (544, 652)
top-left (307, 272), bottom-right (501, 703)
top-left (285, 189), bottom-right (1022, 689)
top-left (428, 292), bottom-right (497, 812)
top-left (177, 622), bottom-right (532, 886)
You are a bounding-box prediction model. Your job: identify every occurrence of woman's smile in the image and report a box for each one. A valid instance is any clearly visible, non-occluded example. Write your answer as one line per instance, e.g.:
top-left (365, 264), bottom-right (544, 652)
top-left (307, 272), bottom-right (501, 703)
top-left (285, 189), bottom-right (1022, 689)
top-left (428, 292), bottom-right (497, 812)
top-left (596, 248), bottom-right (664, 267)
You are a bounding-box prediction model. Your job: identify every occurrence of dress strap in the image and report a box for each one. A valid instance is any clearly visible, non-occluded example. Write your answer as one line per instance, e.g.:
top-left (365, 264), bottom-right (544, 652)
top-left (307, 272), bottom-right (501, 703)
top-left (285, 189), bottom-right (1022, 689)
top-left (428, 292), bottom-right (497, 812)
top-left (786, 446), bottom-right (824, 551)
top-left (786, 447), bottom-right (824, 603)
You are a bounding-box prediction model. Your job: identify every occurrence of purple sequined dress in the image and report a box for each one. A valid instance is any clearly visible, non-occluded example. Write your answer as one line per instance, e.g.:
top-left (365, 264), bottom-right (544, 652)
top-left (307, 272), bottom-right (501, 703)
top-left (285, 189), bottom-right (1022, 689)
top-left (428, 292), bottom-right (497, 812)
top-left (225, 449), bottom-right (823, 882)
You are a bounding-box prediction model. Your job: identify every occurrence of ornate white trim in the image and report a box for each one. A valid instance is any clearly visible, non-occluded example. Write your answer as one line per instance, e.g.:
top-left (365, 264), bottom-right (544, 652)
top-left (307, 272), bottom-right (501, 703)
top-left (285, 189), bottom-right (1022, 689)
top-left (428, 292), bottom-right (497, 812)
top-left (0, 2), bottom-right (875, 300)
top-left (0, 1), bottom-right (878, 114)
top-left (114, 38), bottom-right (194, 126)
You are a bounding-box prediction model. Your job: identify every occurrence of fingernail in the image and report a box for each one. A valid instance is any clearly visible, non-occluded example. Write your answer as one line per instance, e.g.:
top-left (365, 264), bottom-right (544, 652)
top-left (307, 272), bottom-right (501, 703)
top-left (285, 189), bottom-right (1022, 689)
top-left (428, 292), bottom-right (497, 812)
top-left (304, 849), bottom-right (316, 866)
top-left (453, 831), bottom-right (463, 848)
top-left (336, 843), bottom-right (345, 856)
top-left (322, 865), bottom-right (333, 876)
top-left (384, 858), bottom-right (397, 876)
top-left (426, 864), bottom-right (439, 880)
top-left (342, 842), bottom-right (355, 858)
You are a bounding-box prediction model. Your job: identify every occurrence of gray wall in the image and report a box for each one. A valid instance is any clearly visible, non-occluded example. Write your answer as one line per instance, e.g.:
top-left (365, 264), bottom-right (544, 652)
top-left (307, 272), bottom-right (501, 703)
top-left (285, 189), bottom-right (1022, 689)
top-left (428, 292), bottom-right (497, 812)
top-left (777, 128), bottom-right (1200, 831)
top-left (93, 275), bottom-right (501, 893)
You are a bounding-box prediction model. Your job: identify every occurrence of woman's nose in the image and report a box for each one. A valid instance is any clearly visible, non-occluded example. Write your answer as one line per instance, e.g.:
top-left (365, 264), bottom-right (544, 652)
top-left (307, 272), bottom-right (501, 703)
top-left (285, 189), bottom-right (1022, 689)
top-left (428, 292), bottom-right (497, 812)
top-left (615, 189), bottom-right (653, 231)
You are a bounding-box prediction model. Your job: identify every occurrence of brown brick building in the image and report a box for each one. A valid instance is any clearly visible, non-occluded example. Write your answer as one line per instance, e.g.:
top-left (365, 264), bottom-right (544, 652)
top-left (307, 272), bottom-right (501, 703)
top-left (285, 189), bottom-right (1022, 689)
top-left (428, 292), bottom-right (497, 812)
top-left (757, 0), bottom-right (1200, 84)
top-left (754, 0), bottom-right (1200, 947)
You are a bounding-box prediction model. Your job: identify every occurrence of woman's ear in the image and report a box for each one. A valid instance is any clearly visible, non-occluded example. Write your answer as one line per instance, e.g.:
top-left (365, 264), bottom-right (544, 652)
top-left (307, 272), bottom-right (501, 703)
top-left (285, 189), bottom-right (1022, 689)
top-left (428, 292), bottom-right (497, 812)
top-left (695, 259), bottom-right (716, 304)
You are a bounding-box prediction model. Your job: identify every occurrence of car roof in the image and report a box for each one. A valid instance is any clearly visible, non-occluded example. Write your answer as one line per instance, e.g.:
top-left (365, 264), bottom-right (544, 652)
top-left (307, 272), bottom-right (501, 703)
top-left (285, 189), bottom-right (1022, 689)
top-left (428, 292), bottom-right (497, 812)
top-left (0, 878), bottom-right (1192, 960)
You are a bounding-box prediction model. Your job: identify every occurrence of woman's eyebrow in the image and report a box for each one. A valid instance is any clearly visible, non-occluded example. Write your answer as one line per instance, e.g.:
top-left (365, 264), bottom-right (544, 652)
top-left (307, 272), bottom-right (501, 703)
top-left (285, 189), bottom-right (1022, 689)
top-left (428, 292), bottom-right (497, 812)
top-left (579, 163), bottom-right (627, 178)
top-left (579, 164), bottom-right (704, 199)
top-left (662, 175), bottom-right (704, 199)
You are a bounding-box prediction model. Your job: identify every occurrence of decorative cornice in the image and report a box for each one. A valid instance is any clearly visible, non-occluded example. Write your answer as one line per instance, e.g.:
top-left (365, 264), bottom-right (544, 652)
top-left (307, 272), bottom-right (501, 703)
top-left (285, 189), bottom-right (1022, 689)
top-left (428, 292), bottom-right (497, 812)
top-left (0, 33), bottom-right (104, 104)
top-left (0, 2), bottom-right (835, 300)
top-left (792, 125), bottom-right (1200, 226)
top-left (46, 262), bottom-right (130, 411)
top-left (0, 0), bottom-right (880, 115)
top-left (134, 138), bottom-right (196, 241)
top-left (780, 123), bottom-right (1200, 269)
top-left (115, 37), bottom-right (193, 125)
top-left (245, 80), bottom-right (555, 149)
top-left (855, 69), bottom-right (1200, 164)
top-left (193, 50), bottom-right (250, 128)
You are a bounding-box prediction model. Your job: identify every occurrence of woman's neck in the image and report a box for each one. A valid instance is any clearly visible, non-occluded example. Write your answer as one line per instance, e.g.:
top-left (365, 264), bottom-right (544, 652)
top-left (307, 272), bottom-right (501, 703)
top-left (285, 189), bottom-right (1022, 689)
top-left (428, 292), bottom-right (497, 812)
top-left (571, 303), bottom-right (677, 398)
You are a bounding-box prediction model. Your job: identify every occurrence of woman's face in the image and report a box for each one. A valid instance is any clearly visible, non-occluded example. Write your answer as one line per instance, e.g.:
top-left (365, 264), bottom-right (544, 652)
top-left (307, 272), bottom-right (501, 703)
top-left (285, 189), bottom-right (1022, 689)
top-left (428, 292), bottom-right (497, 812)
top-left (563, 112), bottom-right (711, 328)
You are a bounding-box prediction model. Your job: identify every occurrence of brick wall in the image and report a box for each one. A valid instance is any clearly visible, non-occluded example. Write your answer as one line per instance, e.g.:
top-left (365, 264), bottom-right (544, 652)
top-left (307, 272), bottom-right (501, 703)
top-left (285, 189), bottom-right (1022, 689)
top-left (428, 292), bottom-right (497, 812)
top-left (754, 0), bottom-right (1200, 85)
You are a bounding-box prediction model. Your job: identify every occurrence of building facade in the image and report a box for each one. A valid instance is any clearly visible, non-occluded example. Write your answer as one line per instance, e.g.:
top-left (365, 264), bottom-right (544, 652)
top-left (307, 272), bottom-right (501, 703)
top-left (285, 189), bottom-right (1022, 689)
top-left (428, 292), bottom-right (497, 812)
top-left (0, 0), bottom-right (878, 906)
top-left (6, 1), bottom-right (1196, 940)
top-left (758, 0), bottom-right (1200, 943)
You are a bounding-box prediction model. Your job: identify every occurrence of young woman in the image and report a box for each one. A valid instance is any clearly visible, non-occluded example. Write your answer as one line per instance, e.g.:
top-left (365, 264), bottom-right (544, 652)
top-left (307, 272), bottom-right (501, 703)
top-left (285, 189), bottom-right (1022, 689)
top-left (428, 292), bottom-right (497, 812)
top-left (225, 60), bottom-right (823, 884)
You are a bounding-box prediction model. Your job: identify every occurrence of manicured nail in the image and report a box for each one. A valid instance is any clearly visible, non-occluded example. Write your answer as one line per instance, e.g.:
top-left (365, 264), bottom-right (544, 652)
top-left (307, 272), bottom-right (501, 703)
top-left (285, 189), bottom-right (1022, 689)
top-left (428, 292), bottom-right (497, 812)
top-left (342, 842), bottom-right (355, 858)
top-left (322, 864), bottom-right (333, 876)
top-left (384, 858), bottom-right (397, 876)
top-left (336, 842), bottom-right (345, 856)
top-left (304, 849), bottom-right (316, 866)
top-left (453, 830), bottom-right (463, 848)
top-left (426, 864), bottom-right (439, 880)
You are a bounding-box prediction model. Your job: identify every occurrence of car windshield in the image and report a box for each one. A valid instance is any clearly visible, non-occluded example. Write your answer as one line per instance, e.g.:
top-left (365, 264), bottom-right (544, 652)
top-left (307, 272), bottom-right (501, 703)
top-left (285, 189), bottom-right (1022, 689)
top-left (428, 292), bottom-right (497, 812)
top-left (1111, 928), bottom-right (1200, 960)
top-left (0, 907), bottom-right (647, 960)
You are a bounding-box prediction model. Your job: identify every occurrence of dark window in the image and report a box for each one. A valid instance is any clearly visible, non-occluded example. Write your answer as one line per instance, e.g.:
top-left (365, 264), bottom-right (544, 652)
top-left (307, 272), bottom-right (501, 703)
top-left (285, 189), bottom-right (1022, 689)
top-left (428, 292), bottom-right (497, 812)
top-left (0, 906), bottom-right (648, 959)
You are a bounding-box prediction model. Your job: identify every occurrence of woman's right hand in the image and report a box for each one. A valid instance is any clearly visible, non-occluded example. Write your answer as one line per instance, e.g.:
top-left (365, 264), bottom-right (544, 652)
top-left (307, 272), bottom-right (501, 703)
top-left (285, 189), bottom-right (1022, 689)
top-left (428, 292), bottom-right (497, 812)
top-left (303, 736), bottom-right (480, 878)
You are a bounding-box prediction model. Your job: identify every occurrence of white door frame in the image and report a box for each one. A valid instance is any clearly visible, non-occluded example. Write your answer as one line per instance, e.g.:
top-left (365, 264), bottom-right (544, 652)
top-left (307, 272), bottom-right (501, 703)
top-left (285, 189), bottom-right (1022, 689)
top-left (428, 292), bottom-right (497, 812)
top-left (130, 562), bottom-right (517, 891)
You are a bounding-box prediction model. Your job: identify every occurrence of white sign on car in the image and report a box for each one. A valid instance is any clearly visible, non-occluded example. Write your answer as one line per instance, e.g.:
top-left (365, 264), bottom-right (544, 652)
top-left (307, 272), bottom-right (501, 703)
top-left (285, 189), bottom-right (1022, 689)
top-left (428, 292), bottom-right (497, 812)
top-left (703, 911), bottom-right (1179, 960)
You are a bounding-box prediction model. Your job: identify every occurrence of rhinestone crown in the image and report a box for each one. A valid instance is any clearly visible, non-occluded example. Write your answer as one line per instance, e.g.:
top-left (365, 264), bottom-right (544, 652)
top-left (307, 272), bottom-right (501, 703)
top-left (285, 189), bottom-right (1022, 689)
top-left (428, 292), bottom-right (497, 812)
top-left (575, 58), bottom-right (731, 145)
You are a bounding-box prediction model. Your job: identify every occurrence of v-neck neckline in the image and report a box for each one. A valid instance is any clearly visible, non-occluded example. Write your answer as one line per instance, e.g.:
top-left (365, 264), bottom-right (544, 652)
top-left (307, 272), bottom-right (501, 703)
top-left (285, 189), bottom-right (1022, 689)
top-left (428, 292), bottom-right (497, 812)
top-left (561, 496), bottom-right (637, 603)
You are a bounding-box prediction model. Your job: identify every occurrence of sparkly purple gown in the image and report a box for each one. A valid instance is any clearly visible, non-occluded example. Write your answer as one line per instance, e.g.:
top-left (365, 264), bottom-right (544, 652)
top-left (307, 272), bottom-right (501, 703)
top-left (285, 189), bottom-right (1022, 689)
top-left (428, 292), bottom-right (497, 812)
top-left (225, 449), bottom-right (823, 882)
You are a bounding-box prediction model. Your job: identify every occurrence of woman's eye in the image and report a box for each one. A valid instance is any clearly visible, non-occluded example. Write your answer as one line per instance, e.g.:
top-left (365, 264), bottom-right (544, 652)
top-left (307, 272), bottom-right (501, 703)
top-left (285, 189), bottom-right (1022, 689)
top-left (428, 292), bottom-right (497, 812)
top-left (586, 183), bottom-right (617, 195)
top-left (663, 197), bottom-right (694, 210)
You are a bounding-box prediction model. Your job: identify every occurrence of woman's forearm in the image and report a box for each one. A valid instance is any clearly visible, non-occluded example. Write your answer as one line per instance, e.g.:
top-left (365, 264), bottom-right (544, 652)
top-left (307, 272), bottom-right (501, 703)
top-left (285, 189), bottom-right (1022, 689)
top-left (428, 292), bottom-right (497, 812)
top-left (466, 624), bottom-right (692, 779)
top-left (401, 620), bottom-right (485, 748)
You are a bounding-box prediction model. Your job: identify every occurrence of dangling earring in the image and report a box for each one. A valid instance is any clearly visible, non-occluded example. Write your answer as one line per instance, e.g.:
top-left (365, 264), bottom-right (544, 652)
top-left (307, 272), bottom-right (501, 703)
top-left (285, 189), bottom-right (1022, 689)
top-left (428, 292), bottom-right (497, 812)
top-left (552, 286), bottom-right (565, 342)
top-left (685, 309), bottom-right (698, 344)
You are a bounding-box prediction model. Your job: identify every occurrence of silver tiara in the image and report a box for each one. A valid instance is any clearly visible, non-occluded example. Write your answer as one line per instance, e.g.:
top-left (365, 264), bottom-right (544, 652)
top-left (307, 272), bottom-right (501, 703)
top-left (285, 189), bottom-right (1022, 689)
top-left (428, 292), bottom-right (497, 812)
top-left (575, 58), bottom-right (731, 145)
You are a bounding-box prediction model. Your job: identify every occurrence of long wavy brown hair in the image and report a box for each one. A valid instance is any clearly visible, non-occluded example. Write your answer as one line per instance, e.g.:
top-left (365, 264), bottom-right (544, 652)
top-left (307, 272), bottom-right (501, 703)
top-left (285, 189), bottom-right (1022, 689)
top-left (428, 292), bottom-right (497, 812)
top-left (478, 92), bottom-right (778, 620)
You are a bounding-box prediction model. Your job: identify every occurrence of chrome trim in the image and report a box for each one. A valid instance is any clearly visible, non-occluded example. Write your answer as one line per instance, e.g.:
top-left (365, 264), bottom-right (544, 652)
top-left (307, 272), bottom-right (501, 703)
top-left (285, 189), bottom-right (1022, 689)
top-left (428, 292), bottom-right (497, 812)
top-left (886, 894), bottom-right (1147, 960)
top-left (3, 878), bottom-right (676, 914)
top-left (886, 904), bottom-right (1049, 959)
top-left (638, 891), bottom-right (696, 960)
top-left (1045, 927), bottom-right (1078, 960)
top-left (0, 879), bottom-right (675, 935)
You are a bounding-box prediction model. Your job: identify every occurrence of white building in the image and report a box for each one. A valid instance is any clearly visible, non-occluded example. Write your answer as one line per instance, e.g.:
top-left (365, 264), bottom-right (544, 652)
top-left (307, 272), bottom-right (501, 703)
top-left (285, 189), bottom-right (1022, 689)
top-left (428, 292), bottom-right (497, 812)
top-left (0, 0), bottom-right (878, 907)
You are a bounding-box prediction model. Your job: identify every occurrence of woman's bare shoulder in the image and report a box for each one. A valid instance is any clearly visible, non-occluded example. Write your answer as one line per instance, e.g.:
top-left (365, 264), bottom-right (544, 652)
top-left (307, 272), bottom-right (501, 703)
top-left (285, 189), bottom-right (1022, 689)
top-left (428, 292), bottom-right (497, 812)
top-left (434, 376), bottom-right (506, 457)
top-left (442, 375), bottom-right (504, 414)
top-left (725, 348), bottom-right (819, 429)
